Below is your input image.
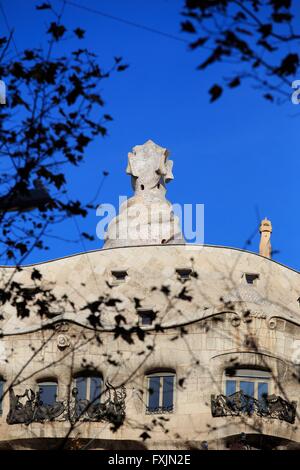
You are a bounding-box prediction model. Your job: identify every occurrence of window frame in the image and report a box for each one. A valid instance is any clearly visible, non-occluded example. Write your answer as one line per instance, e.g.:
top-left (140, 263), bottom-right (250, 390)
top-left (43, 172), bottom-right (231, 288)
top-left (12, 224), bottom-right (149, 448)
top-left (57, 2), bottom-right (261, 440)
top-left (224, 368), bottom-right (272, 400)
top-left (111, 269), bottom-right (128, 285)
top-left (145, 371), bottom-right (176, 414)
top-left (138, 309), bottom-right (156, 326)
top-left (175, 268), bottom-right (192, 282)
top-left (243, 273), bottom-right (260, 285)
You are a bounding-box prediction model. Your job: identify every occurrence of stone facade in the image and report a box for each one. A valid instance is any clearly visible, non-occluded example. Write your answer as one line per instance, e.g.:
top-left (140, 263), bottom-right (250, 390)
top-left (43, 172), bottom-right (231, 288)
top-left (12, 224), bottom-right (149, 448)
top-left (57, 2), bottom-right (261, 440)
top-left (0, 140), bottom-right (299, 450)
top-left (0, 244), bottom-right (299, 450)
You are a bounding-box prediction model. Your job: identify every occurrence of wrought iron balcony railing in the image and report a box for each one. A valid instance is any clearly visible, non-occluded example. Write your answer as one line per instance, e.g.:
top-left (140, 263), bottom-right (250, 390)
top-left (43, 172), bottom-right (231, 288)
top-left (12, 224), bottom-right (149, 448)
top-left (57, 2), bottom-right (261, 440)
top-left (211, 390), bottom-right (297, 424)
top-left (6, 382), bottom-right (126, 427)
top-left (146, 405), bottom-right (174, 414)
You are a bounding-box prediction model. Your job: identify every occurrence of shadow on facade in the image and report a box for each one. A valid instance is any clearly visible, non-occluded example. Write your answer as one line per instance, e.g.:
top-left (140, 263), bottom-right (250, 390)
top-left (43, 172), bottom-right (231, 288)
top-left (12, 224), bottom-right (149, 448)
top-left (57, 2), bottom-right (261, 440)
top-left (224, 433), bottom-right (300, 450)
top-left (0, 438), bottom-right (148, 451)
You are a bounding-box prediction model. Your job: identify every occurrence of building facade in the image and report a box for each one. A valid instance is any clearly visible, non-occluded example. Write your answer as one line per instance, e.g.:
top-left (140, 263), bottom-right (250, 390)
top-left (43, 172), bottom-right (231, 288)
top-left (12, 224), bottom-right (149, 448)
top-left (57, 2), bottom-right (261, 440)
top-left (0, 141), bottom-right (299, 450)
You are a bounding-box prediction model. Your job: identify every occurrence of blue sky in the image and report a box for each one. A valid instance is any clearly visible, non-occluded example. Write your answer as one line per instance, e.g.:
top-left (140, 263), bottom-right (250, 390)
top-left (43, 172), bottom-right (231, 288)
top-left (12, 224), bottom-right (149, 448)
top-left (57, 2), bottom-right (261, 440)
top-left (1, 0), bottom-right (300, 271)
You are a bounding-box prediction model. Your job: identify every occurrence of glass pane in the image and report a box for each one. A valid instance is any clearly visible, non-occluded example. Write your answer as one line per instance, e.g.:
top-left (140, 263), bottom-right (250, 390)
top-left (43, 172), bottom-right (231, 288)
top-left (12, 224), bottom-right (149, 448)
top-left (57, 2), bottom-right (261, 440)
top-left (90, 377), bottom-right (102, 404)
top-left (141, 314), bottom-right (152, 326)
top-left (76, 377), bottom-right (87, 401)
top-left (226, 380), bottom-right (236, 396)
top-left (240, 381), bottom-right (254, 397)
top-left (39, 383), bottom-right (57, 405)
top-left (258, 382), bottom-right (268, 400)
top-left (240, 381), bottom-right (254, 413)
top-left (162, 376), bottom-right (174, 410)
top-left (258, 382), bottom-right (268, 413)
top-left (148, 376), bottom-right (160, 411)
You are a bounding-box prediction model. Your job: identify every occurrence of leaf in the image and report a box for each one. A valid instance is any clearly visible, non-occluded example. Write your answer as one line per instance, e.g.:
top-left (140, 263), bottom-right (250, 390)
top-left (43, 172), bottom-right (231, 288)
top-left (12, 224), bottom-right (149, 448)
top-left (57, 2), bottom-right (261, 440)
top-left (105, 298), bottom-right (122, 307)
top-left (161, 285), bottom-right (170, 296)
top-left (76, 133), bottom-right (91, 151)
top-left (179, 378), bottom-right (185, 388)
top-left (16, 242), bottom-right (27, 255)
top-left (134, 297), bottom-right (141, 309)
top-left (117, 64), bottom-right (129, 72)
top-left (234, 11), bottom-right (247, 21)
top-left (257, 40), bottom-right (277, 52)
top-left (36, 2), bottom-right (51, 9)
top-left (74, 28), bottom-right (85, 39)
top-left (87, 313), bottom-right (101, 328)
top-left (198, 46), bottom-right (229, 70)
top-left (272, 12), bottom-right (292, 22)
top-left (135, 326), bottom-right (145, 342)
top-left (140, 432), bottom-right (151, 441)
top-left (181, 20), bottom-right (196, 33)
top-left (209, 84), bottom-right (223, 102)
top-left (264, 93), bottom-right (274, 102)
top-left (0, 36), bottom-right (7, 47)
top-left (270, 0), bottom-right (291, 12)
top-left (258, 23), bottom-right (272, 38)
top-left (82, 299), bottom-right (103, 314)
top-left (47, 22), bottom-right (66, 41)
top-left (23, 49), bottom-right (36, 60)
top-left (228, 77), bottom-right (240, 88)
top-left (31, 269), bottom-right (42, 281)
top-left (115, 314), bottom-right (126, 325)
top-left (16, 301), bottom-right (30, 318)
top-left (275, 53), bottom-right (299, 77)
top-left (176, 286), bottom-right (192, 302)
top-left (189, 37), bottom-right (208, 50)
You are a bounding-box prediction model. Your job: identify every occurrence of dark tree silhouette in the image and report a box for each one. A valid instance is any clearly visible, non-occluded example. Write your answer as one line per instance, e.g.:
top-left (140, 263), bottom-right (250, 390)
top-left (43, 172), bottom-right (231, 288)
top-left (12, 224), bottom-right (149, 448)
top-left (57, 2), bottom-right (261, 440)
top-left (0, 2), bottom-right (127, 264)
top-left (181, 0), bottom-right (300, 102)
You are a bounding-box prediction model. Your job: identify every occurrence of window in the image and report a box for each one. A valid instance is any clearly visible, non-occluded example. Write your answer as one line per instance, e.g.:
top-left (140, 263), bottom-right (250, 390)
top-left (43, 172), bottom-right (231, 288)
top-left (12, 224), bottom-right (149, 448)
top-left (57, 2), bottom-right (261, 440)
top-left (244, 273), bottom-right (260, 285)
top-left (75, 375), bottom-right (103, 404)
top-left (176, 268), bottom-right (192, 281)
top-left (138, 309), bottom-right (155, 326)
top-left (38, 381), bottom-right (58, 406)
top-left (111, 270), bottom-right (128, 282)
top-left (0, 378), bottom-right (3, 415)
top-left (146, 372), bottom-right (175, 413)
top-left (225, 368), bottom-right (271, 412)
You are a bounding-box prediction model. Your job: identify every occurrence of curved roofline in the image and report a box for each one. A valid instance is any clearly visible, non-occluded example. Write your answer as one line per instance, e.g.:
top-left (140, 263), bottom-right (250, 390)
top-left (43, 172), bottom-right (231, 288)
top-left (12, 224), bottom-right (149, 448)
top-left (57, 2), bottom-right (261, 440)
top-left (0, 243), bottom-right (298, 275)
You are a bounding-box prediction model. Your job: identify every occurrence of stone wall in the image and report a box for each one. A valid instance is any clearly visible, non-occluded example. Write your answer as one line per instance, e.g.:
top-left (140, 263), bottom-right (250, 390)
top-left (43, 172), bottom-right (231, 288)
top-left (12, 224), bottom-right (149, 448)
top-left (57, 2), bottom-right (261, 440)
top-left (0, 245), bottom-right (299, 449)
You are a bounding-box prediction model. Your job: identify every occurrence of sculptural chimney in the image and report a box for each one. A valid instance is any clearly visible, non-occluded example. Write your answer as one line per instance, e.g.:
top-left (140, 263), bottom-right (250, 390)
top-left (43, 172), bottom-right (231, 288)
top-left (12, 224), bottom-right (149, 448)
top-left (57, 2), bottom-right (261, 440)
top-left (259, 218), bottom-right (272, 258)
top-left (103, 140), bottom-right (184, 248)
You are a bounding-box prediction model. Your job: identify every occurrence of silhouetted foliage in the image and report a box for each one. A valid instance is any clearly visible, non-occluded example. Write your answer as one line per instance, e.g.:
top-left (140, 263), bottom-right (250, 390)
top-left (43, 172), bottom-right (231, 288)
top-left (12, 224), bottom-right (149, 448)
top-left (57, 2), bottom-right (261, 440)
top-left (181, 0), bottom-right (300, 102)
top-left (0, 3), bottom-right (127, 265)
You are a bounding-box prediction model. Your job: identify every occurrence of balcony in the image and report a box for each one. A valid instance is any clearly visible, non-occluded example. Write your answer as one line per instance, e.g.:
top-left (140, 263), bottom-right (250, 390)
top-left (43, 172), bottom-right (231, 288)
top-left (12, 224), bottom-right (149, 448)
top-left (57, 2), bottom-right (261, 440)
top-left (146, 405), bottom-right (174, 414)
top-left (211, 390), bottom-right (297, 424)
top-left (6, 383), bottom-right (126, 428)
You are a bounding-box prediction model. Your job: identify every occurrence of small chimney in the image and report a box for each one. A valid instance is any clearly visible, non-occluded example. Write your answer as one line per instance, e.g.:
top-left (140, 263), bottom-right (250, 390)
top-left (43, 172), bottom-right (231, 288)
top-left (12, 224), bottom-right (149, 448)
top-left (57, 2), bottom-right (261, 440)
top-left (259, 218), bottom-right (272, 258)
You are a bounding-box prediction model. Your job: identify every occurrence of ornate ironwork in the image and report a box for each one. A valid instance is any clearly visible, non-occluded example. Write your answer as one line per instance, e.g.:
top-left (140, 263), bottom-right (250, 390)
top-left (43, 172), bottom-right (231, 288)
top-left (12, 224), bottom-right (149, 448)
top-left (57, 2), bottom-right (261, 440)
top-left (211, 390), bottom-right (297, 424)
top-left (146, 405), bottom-right (173, 414)
top-left (7, 382), bottom-right (126, 427)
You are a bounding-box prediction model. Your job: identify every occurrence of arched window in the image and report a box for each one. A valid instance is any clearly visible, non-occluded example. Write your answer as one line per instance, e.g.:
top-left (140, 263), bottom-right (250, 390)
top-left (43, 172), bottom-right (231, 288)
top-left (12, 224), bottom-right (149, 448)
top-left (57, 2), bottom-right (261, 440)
top-left (38, 380), bottom-right (58, 406)
top-left (0, 377), bottom-right (4, 415)
top-left (225, 367), bottom-right (271, 411)
top-left (74, 374), bottom-right (103, 404)
top-left (146, 372), bottom-right (175, 413)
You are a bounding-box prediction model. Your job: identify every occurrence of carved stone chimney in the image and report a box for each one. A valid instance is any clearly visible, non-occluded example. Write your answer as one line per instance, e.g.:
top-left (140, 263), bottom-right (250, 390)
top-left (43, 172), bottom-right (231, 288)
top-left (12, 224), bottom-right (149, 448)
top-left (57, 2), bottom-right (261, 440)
top-left (103, 140), bottom-right (184, 248)
top-left (259, 218), bottom-right (272, 258)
